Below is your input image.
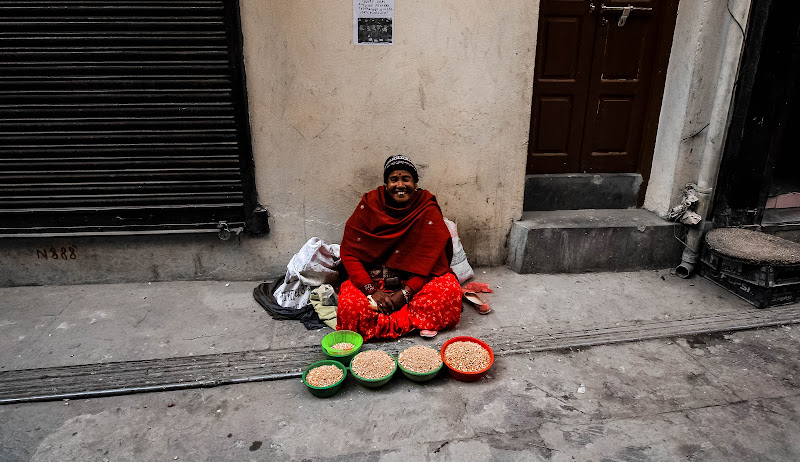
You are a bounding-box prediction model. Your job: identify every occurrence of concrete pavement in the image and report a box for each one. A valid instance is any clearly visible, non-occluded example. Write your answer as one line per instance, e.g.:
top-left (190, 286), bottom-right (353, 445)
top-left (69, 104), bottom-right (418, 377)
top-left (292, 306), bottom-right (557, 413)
top-left (0, 267), bottom-right (766, 371)
top-left (1, 267), bottom-right (800, 460)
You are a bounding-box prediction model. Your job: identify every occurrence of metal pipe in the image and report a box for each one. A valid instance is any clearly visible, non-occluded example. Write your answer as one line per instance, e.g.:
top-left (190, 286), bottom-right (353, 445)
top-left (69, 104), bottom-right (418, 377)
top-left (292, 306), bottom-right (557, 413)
top-left (677, 186), bottom-right (712, 278)
top-left (673, 4), bottom-right (750, 277)
top-left (0, 227), bottom-right (244, 239)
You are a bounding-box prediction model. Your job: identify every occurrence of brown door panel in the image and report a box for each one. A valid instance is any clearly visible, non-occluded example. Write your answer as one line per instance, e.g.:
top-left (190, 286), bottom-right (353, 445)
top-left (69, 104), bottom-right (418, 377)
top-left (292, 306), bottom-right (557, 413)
top-left (538, 17), bottom-right (584, 81)
top-left (602, 0), bottom-right (657, 6)
top-left (529, 95), bottom-right (580, 172)
top-left (528, 0), bottom-right (677, 177)
top-left (584, 96), bottom-right (640, 172)
top-left (597, 14), bottom-right (653, 81)
top-left (581, 10), bottom-right (655, 172)
top-left (540, 0), bottom-right (595, 15)
top-left (527, 1), bottom-right (596, 174)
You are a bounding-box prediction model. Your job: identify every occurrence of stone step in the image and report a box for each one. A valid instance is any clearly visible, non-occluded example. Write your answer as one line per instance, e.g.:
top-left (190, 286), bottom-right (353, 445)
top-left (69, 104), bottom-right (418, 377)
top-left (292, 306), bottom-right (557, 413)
top-left (523, 173), bottom-right (642, 211)
top-left (508, 209), bottom-right (684, 273)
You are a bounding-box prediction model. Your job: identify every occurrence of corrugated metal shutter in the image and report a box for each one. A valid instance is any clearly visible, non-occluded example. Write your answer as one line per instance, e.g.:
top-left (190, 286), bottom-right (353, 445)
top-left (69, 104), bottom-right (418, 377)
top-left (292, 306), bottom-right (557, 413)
top-left (0, 0), bottom-right (267, 236)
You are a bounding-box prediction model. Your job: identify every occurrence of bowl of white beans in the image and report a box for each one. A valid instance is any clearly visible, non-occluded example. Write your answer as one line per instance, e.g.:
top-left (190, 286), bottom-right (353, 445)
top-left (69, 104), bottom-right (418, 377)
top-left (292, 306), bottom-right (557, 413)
top-left (440, 336), bottom-right (494, 382)
top-left (302, 360), bottom-right (348, 397)
top-left (397, 345), bottom-right (443, 382)
top-left (349, 349), bottom-right (397, 388)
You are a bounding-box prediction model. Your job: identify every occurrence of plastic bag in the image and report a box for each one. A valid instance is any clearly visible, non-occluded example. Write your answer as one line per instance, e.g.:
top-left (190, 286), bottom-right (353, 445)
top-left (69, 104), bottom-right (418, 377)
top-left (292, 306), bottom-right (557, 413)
top-left (273, 238), bottom-right (341, 309)
top-left (443, 218), bottom-right (474, 284)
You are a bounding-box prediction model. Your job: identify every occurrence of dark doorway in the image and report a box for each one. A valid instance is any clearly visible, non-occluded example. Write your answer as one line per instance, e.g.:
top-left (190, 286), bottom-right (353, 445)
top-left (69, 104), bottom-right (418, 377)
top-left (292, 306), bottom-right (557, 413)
top-left (713, 0), bottom-right (800, 229)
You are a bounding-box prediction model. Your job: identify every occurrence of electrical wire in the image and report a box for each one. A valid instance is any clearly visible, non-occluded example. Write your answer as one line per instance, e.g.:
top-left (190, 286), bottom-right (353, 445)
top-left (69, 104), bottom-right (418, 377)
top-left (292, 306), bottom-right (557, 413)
top-left (727, 0), bottom-right (747, 39)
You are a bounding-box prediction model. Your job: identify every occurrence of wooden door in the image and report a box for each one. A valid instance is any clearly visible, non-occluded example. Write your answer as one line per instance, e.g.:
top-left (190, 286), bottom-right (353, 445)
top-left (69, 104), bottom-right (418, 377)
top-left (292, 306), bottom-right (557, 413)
top-left (527, 0), bottom-right (678, 175)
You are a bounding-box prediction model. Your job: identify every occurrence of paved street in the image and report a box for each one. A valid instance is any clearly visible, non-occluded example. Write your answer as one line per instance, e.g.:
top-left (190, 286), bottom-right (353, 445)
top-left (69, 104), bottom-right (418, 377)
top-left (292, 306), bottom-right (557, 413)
top-left (2, 268), bottom-right (799, 461)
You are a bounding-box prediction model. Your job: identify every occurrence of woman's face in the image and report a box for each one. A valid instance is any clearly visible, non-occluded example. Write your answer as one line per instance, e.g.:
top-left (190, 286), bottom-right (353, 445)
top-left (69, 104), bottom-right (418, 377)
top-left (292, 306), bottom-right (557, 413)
top-left (385, 169), bottom-right (418, 207)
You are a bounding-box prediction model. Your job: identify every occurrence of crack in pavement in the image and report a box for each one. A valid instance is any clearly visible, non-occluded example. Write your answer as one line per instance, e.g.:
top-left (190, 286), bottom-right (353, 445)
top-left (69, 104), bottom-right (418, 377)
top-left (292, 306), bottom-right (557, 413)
top-left (670, 335), bottom-right (745, 404)
top-left (531, 384), bottom-right (587, 415)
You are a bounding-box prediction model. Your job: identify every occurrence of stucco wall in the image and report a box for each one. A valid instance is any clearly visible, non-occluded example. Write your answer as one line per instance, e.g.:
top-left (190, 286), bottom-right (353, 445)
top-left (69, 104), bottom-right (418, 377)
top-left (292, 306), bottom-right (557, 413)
top-left (0, 0), bottom-right (538, 287)
top-left (240, 0), bottom-right (538, 269)
top-left (644, 0), bottom-right (751, 216)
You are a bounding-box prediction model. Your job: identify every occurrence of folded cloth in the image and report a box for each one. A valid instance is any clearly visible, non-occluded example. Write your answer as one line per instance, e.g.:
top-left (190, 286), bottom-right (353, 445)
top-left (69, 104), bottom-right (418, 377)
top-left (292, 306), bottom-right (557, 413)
top-left (253, 279), bottom-right (327, 330)
top-left (310, 284), bottom-right (338, 329)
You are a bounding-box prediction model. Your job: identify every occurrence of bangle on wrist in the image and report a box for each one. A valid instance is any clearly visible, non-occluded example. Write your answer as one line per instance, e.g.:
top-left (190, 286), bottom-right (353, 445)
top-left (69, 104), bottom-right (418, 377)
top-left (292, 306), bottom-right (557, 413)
top-left (362, 283), bottom-right (377, 295)
top-left (401, 287), bottom-right (412, 304)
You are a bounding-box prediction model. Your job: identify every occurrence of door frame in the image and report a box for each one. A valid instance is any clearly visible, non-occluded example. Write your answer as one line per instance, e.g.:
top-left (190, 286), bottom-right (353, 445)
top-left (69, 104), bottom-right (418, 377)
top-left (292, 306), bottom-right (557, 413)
top-left (712, 0), bottom-right (799, 228)
top-left (633, 0), bottom-right (680, 205)
top-left (527, 0), bottom-right (680, 206)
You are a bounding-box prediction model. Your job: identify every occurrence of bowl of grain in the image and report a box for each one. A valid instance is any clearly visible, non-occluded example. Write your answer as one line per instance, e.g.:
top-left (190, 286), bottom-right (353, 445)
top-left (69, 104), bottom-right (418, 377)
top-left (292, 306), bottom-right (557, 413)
top-left (349, 349), bottom-right (397, 388)
top-left (397, 345), bottom-right (443, 382)
top-left (441, 336), bottom-right (494, 382)
top-left (302, 360), bottom-right (348, 398)
top-left (321, 330), bottom-right (363, 365)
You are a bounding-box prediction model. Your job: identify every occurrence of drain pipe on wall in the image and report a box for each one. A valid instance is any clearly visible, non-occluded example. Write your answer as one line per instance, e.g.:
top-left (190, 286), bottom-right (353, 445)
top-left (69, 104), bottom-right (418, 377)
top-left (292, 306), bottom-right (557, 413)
top-left (675, 185), bottom-right (713, 278)
top-left (674, 88), bottom-right (738, 278)
top-left (674, 96), bottom-right (732, 278)
top-left (672, 0), bottom-right (752, 278)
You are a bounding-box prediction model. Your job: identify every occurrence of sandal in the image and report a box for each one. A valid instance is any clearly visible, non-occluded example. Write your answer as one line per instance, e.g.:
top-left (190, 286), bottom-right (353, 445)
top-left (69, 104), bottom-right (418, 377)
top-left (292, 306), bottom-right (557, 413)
top-left (420, 329), bottom-right (438, 338)
top-left (463, 282), bottom-right (494, 293)
top-left (462, 290), bottom-right (492, 315)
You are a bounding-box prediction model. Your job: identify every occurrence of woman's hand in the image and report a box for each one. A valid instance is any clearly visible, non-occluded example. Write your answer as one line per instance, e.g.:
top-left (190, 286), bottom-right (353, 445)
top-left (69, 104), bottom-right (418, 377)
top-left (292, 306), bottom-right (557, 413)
top-left (370, 290), bottom-right (395, 315)
top-left (370, 289), bottom-right (409, 314)
top-left (388, 290), bottom-right (407, 309)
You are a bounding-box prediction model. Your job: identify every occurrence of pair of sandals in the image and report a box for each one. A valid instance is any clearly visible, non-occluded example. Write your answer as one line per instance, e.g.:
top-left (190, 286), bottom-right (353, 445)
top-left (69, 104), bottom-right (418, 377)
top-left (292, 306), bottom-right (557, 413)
top-left (462, 281), bottom-right (493, 315)
top-left (419, 282), bottom-right (493, 338)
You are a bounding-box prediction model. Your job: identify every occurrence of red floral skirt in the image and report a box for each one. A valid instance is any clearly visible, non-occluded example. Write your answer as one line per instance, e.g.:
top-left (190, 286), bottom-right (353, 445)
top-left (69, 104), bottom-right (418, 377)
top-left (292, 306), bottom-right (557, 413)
top-left (336, 272), bottom-right (462, 341)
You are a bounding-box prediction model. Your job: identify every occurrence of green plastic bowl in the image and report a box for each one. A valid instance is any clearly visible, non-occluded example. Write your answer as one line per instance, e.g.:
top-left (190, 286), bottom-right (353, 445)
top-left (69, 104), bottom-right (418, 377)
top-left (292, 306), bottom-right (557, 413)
top-left (349, 351), bottom-right (397, 388)
top-left (302, 360), bottom-right (347, 398)
top-left (321, 330), bottom-right (364, 365)
top-left (397, 347), bottom-right (444, 382)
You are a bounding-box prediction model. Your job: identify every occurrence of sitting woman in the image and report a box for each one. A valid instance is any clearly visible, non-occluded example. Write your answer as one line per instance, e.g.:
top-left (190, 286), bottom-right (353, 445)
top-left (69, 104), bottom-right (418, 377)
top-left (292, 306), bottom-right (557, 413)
top-left (336, 155), bottom-right (462, 340)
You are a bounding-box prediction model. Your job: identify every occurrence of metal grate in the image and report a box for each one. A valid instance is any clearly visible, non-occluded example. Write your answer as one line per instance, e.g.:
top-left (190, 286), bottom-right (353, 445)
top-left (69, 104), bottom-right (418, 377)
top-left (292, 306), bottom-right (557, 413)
top-left (0, 0), bottom-right (265, 236)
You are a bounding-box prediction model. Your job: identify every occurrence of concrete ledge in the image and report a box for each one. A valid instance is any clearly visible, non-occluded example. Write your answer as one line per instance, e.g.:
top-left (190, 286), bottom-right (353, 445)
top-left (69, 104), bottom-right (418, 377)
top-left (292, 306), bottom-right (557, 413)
top-left (0, 233), bottom-right (278, 287)
top-left (523, 173), bottom-right (642, 211)
top-left (509, 209), bottom-right (684, 273)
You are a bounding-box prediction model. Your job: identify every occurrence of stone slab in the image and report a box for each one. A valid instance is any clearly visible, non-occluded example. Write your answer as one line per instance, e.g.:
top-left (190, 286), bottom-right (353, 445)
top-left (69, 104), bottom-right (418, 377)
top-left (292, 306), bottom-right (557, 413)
top-left (523, 173), bottom-right (643, 211)
top-left (508, 209), bottom-right (684, 273)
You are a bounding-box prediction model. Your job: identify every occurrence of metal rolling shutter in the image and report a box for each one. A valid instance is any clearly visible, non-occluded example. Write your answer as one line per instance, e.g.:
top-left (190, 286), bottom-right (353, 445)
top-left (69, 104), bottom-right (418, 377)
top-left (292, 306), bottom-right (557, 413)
top-left (0, 0), bottom-right (267, 236)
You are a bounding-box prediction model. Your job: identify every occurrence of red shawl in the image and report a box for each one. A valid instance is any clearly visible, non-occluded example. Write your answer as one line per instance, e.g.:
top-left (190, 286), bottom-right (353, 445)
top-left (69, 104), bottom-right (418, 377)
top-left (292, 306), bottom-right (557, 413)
top-left (341, 187), bottom-right (453, 279)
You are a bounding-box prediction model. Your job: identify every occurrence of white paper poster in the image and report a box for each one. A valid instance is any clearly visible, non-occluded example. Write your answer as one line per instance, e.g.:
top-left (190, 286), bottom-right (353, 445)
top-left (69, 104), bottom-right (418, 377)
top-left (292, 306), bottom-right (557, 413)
top-left (354, 0), bottom-right (394, 45)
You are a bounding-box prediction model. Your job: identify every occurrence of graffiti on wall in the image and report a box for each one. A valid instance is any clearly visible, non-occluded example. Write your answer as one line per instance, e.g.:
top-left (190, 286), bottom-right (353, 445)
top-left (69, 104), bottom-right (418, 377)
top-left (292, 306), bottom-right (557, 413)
top-left (36, 245), bottom-right (77, 260)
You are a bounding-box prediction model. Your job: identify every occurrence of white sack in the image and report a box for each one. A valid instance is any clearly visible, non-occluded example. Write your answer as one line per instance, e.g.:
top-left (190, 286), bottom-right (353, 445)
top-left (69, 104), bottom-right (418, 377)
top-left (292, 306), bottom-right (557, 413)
top-left (274, 237), bottom-right (341, 309)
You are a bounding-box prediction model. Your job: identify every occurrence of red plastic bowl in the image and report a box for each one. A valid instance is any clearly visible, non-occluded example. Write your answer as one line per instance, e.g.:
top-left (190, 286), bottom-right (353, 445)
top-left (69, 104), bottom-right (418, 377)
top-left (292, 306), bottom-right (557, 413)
top-left (440, 336), bottom-right (494, 382)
